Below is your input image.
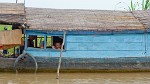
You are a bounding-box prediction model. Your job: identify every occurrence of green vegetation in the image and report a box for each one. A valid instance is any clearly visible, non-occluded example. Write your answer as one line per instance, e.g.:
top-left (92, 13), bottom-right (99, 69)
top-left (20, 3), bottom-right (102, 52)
top-left (142, 0), bottom-right (150, 10)
top-left (0, 25), bottom-right (12, 30)
top-left (129, 0), bottom-right (139, 11)
top-left (129, 0), bottom-right (150, 11)
top-left (34, 36), bottom-right (52, 47)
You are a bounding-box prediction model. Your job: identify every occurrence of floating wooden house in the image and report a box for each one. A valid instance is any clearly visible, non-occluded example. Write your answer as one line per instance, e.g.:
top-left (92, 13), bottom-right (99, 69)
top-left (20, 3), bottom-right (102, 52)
top-left (1, 3), bottom-right (150, 72)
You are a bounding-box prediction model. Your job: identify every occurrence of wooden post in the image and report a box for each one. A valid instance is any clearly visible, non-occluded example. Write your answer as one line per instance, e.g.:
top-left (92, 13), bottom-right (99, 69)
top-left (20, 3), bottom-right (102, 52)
top-left (14, 47), bottom-right (15, 57)
top-left (25, 34), bottom-right (28, 50)
top-left (35, 36), bottom-right (37, 48)
top-left (44, 35), bottom-right (47, 49)
top-left (56, 31), bottom-right (66, 79)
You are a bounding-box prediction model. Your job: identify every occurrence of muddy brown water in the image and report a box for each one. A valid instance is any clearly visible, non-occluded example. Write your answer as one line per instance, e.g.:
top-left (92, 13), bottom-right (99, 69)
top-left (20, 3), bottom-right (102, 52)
top-left (0, 73), bottom-right (150, 84)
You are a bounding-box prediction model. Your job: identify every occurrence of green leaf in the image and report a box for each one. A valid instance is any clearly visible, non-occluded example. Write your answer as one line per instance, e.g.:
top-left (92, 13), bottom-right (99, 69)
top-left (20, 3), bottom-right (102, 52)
top-left (131, 0), bottom-right (134, 11)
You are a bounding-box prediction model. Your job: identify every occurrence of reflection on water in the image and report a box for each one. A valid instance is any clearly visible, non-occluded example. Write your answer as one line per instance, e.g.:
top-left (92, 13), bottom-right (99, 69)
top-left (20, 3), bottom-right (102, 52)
top-left (0, 73), bottom-right (150, 84)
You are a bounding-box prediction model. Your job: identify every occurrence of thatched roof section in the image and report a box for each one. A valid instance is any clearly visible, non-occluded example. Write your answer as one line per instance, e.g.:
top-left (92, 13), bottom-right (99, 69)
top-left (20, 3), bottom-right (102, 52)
top-left (26, 7), bottom-right (145, 31)
top-left (133, 10), bottom-right (150, 29)
top-left (0, 3), bottom-right (25, 24)
top-left (0, 3), bottom-right (24, 14)
top-left (0, 3), bottom-right (150, 31)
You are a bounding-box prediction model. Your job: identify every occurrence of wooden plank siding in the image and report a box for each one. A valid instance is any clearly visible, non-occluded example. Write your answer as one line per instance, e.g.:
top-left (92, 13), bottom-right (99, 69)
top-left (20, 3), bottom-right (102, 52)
top-left (25, 31), bottom-right (150, 58)
top-left (0, 29), bottom-right (22, 45)
top-left (66, 35), bottom-right (145, 51)
top-left (63, 34), bottom-right (146, 58)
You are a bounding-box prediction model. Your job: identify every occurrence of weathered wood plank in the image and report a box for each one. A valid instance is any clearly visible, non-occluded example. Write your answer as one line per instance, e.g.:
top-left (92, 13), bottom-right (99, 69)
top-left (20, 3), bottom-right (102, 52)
top-left (66, 34), bottom-right (144, 43)
top-left (27, 50), bottom-right (145, 58)
top-left (66, 43), bottom-right (145, 50)
top-left (0, 3), bottom-right (24, 14)
top-left (0, 29), bottom-right (22, 45)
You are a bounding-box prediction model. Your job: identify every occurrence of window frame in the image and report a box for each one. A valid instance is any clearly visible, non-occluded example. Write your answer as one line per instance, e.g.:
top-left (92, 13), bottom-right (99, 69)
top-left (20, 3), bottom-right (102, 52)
top-left (25, 33), bottom-right (66, 52)
top-left (46, 34), bottom-right (66, 52)
top-left (25, 34), bottom-right (46, 49)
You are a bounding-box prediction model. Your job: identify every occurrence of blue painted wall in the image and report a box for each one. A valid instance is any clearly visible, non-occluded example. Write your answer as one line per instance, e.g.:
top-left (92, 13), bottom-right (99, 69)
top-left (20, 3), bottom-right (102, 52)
top-left (25, 30), bottom-right (149, 58)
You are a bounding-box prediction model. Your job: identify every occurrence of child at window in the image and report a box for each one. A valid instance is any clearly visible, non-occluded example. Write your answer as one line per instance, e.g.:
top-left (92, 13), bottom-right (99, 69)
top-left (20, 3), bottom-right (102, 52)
top-left (52, 42), bottom-right (61, 50)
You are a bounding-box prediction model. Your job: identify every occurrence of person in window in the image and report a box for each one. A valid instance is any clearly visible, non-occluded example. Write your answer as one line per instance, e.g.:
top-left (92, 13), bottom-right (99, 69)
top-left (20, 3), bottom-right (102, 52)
top-left (40, 41), bottom-right (44, 49)
top-left (28, 36), bottom-right (36, 47)
top-left (52, 42), bottom-right (61, 50)
top-left (53, 36), bottom-right (63, 46)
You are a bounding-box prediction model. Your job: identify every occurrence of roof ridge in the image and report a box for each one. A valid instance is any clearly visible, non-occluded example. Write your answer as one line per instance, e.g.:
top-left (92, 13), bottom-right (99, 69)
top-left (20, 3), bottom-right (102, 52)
top-left (130, 11), bottom-right (146, 30)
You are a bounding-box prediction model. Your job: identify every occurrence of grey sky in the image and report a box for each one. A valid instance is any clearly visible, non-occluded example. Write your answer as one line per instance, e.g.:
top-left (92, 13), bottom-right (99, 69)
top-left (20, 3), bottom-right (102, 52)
top-left (0, 0), bottom-right (142, 10)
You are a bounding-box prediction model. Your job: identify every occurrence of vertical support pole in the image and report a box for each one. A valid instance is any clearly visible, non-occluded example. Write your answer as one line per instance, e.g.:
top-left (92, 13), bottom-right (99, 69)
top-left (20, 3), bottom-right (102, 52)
top-left (34, 36), bottom-right (38, 48)
top-left (56, 31), bottom-right (66, 79)
top-left (25, 34), bottom-right (28, 50)
top-left (144, 26), bottom-right (148, 56)
top-left (24, 31), bottom-right (25, 45)
top-left (16, 0), bottom-right (18, 3)
top-left (44, 35), bottom-right (47, 49)
top-left (13, 47), bottom-right (15, 57)
top-left (35, 36), bottom-right (37, 48)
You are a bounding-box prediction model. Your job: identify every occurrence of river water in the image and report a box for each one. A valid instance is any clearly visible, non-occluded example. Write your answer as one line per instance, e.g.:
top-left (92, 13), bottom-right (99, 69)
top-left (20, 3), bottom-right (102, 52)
top-left (0, 72), bottom-right (150, 84)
